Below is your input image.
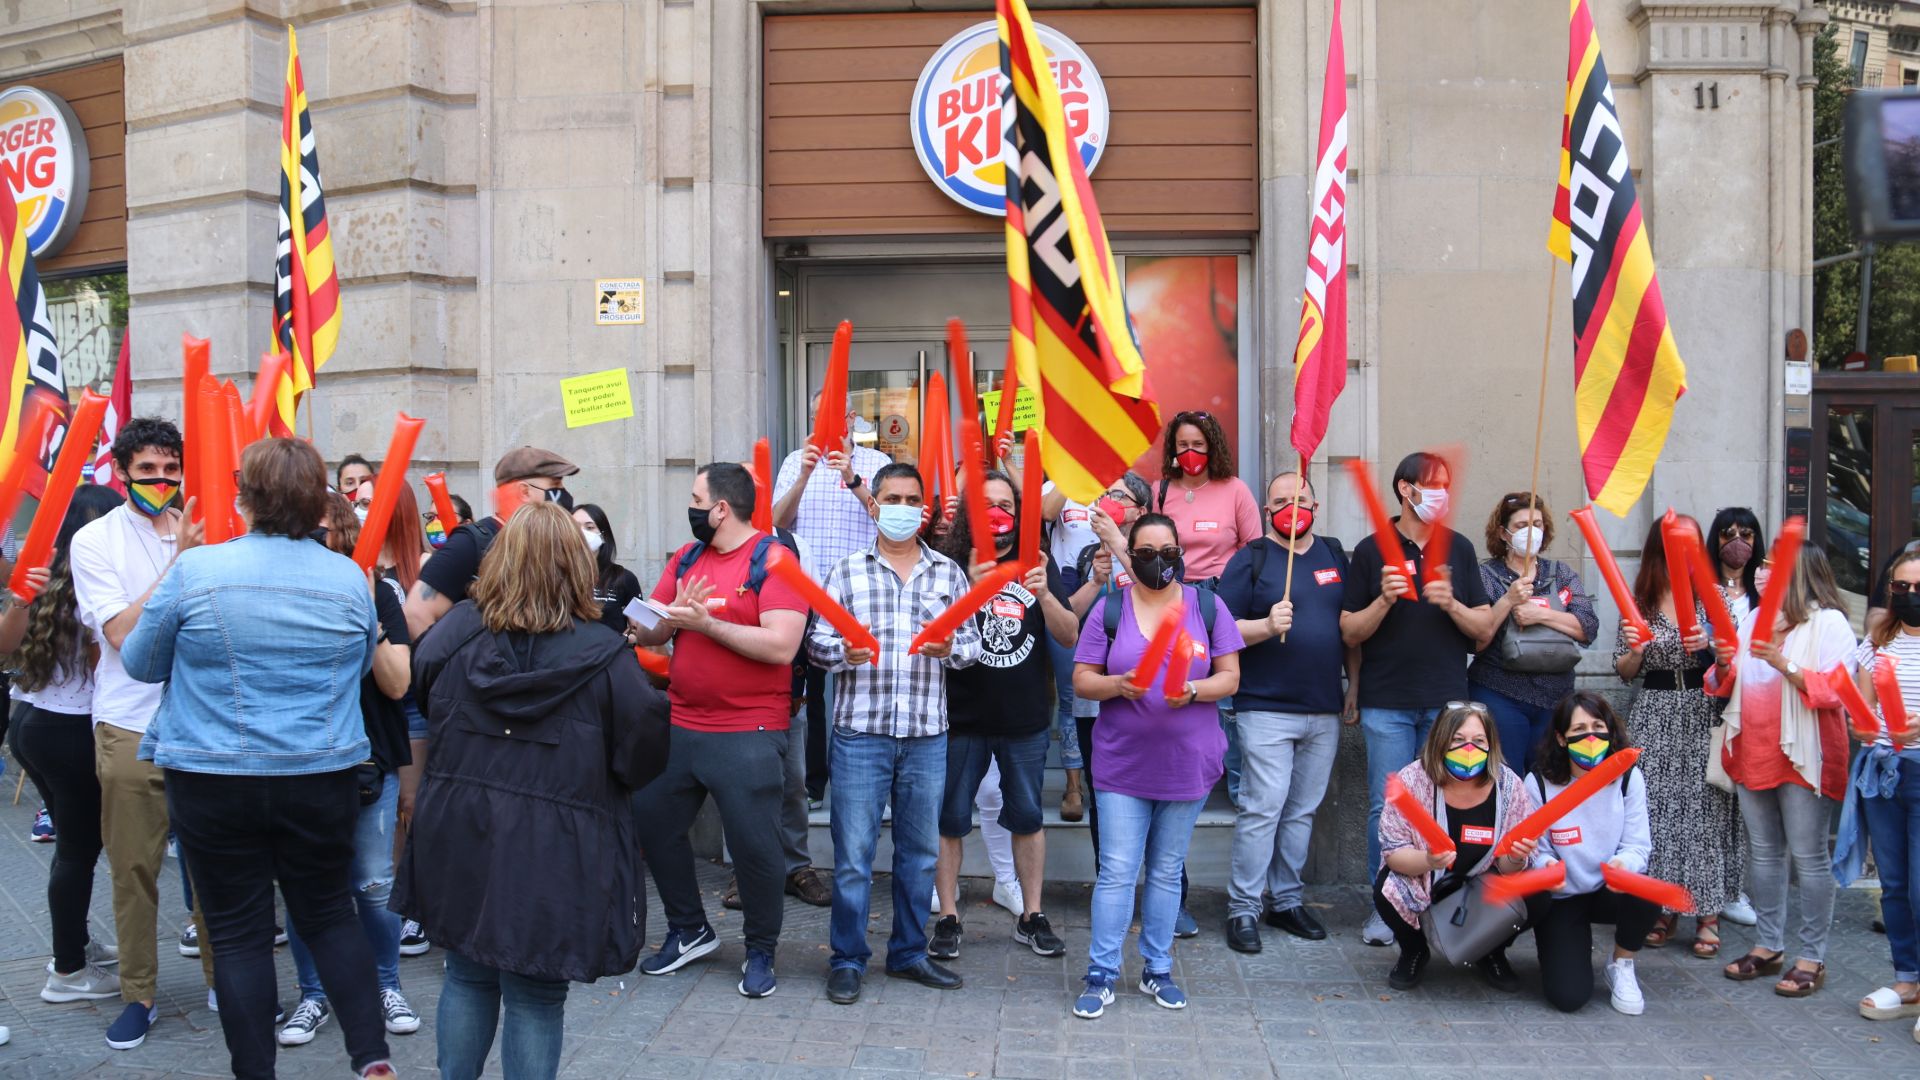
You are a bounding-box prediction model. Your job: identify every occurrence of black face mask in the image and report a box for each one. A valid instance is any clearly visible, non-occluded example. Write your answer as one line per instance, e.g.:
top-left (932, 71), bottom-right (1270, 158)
top-left (1130, 552), bottom-right (1182, 590)
top-left (543, 486), bottom-right (575, 512)
top-left (688, 506), bottom-right (717, 545)
top-left (1893, 592), bottom-right (1920, 628)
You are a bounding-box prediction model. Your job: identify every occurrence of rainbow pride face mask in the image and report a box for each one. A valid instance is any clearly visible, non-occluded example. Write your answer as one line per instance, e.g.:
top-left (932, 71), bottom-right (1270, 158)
top-left (128, 477), bottom-right (180, 517)
top-left (1568, 735), bottom-right (1611, 770)
top-left (1443, 744), bottom-right (1489, 781)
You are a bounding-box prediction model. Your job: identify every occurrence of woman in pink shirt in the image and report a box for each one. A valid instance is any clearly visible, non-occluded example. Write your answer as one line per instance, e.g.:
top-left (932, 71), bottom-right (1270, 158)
top-left (1149, 411), bottom-right (1262, 585)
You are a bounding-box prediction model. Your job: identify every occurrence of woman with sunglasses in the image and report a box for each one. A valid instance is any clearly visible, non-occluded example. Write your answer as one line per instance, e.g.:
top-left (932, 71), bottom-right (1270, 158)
top-left (1710, 545), bottom-right (1856, 998)
top-left (1841, 547), bottom-right (1920, 1035)
top-left (1375, 701), bottom-right (1546, 993)
top-left (1614, 513), bottom-right (1736, 958)
top-left (1149, 411), bottom-right (1261, 587)
top-left (1526, 692), bottom-right (1655, 1015)
top-left (1707, 508), bottom-right (1766, 621)
top-left (1069, 513), bottom-right (1242, 1018)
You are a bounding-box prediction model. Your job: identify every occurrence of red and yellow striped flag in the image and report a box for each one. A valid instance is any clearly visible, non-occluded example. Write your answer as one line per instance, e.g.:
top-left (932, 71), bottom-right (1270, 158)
top-left (0, 175), bottom-right (69, 497)
top-left (271, 26), bottom-right (342, 437)
top-left (998, 0), bottom-right (1158, 502)
top-left (1289, 0), bottom-right (1348, 463)
top-left (1550, 0), bottom-right (1686, 515)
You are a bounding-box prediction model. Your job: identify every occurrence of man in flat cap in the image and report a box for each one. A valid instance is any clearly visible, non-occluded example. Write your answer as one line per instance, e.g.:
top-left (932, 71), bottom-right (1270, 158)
top-left (404, 446), bottom-right (579, 639)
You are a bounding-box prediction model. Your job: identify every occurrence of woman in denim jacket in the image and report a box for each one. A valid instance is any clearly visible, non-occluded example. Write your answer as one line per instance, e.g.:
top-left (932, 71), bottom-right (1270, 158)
top-left (123, 438), bottom-right (391, 1080)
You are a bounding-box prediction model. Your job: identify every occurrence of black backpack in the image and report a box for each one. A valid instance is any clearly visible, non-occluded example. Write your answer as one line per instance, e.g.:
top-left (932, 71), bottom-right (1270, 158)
top-left (672, 530), bottom-right (810, 675)
top-left (1099, 583), bottom-right (1218, 665)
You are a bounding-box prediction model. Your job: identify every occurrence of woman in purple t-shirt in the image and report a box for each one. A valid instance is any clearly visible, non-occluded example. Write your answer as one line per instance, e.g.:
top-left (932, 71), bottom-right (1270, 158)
top-left (1068, 514), bottom-right (1243, 1019)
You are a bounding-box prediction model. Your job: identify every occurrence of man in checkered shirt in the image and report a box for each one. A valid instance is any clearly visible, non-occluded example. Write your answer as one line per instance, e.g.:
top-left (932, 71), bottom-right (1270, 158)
top-left (807, 462), bottom-right (981, 1006)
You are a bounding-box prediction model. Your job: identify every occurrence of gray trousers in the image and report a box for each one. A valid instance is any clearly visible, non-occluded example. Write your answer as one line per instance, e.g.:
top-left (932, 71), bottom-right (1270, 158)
top-left (781, 712), bottom-right (811, 875)
top-left (1735, 781), bottom-right (1837, 962)
top-left (1227, 710), bottom-right (1339, 919)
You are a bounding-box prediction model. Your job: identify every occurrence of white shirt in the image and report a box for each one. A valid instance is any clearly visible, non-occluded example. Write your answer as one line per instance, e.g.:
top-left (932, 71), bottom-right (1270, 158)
top-left (70, 504), bottom-right (177, 733)
top-left (1049, 485), bottom-right (1100, 572)
top-left (10, 666), bottom-right (92, 716)
top-left (772, 444), bottom-right (891, 575)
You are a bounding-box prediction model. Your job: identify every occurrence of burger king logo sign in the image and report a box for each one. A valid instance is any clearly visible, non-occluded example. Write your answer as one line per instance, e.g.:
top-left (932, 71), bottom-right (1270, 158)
top-left (0, 86), bottom-right (89, 259)
top-left (910, 21), bottom-right (1108, 216)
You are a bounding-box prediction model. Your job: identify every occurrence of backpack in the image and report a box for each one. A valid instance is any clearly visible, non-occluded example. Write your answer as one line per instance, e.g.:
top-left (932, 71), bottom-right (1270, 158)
top-left (1244, 533), bottom-right (1346, 590)
top-left (672, 530), bottom-right (810, 674)
top-left (1098, 583), bottom-right (1218, 664)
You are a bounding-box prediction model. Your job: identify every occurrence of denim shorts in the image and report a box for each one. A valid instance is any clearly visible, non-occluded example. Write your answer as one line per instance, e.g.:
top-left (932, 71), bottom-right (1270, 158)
top-left (403, 698), bottom-right (428, 741)
top-left (940, 728), bottom-right (1049, 838)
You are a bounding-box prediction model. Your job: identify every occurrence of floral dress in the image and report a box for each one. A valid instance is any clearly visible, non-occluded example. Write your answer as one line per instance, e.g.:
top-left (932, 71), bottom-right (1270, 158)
top-left (1614, 607), bottom-right (1744, 916)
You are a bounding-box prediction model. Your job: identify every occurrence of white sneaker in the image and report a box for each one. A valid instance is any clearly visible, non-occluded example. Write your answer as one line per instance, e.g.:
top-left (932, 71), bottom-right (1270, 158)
top-left (1360, 911), bottom-right (1393, 947)
top-left (379, 987), bottom-right (420, 1034)
top-left (41, 963), bottom-right (120, 1003)
top-left (1721, 893), bottom-right (1758, 927)
top-left (991, 879), bottom-right (1025, 918)
top-left (0, 1025), bottom-right (9, 1045)
top-left (46, 940), bottom-right (119, 973)
top-left (1605, 957), bottom-right (1645, 1016)
top-left (931, 888), bottom-right (941, 914)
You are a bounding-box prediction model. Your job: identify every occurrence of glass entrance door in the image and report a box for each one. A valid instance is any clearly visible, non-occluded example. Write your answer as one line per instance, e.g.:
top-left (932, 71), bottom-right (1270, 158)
top-left (1812, 382), bottom-right (1920, 622)
top-left (803, 338), bottom-right (1013, 471)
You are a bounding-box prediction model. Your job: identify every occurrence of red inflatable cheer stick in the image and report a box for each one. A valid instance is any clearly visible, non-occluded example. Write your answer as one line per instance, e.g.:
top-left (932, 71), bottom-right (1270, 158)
top-left (910, 563), bottom-right (1023, 655)
top-left (351, 413), bottom-right (425, 572)
top-left (1017, 429), bottom-right (1043, 568)
top-left (810, 321), bottom-right (851, 453)
top-left (949, 319), bottom-right (996, 572)
top-left (1482, 863), bottom-right (1566, 906)
top-left (1828, 664), bottom-right (1882, 741)
top-left (751, 437), bottom-right (773, 532)
top-left (181, 334), bottom-right (209, 512)
top-left (245, 352), bottom-right (291, 444)
top-left (9, 390), bottom-right (109, 602)
top-left (0, 399), bottom-right (58, 539)
top-left (424, 473), bottom-right (459, 535)
top-left (1874, 652), bottom-right (1912, 744)
top-left (1383, 775), bottom-right (1457, 855)
top-left (765, 547), bottom-right (880, 663)
top-left (1495, 747), bottom-right (1641, 857)
top-left (1684, 527), bottom-right (1739, 653)
top-left (1661, 511), bottom-right (1700, 642)
top-left (634, 647), bottom-right (670, 679)
top-left (1570, 506), bottom-right (1651, 647)
top-left (1344, 460), bottom-right (1415, 601)
top-left (1602, 864), bottom-right (1695, 913)
top-left (1750, 516), bottom-right (1806, 648)
top-left (195, 376), bottom-right (236, 545)
top-left (1128, 600), bottom-right (1186, 692)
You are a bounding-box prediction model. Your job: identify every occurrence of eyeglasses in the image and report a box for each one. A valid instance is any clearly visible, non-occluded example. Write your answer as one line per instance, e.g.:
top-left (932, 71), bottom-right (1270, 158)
top-left (1444, 700), bottom-right (1492, 717)
top-left (1104, 491), bottom-right (1139, 507)
top-left (1129, 546), bottom-right (1183, 562)
top-left (1891, 580), bottom-right (1920, 595)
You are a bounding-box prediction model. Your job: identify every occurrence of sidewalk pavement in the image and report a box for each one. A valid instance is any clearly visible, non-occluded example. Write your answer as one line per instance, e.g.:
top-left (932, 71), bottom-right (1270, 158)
top-left (0, 779), bottom-right (1910, 1078)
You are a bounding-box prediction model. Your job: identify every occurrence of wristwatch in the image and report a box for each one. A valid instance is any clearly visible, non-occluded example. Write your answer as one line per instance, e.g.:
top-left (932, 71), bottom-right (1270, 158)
top-left (1784, 660), bottom-right (1800, 679)
top-left (845, 473), bottom-right (863, 490)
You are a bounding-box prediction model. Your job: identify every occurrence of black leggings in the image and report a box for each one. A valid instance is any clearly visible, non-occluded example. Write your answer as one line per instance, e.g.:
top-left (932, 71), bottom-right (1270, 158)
top-left (9, 702), bottom-right (104, 974)
top-left (1534, 888), bottom-right (1660, 1012)
top-left (1077, 714), bottom-right (1189, 905)
top-left (1372, 868), bottom-right (1549, 962)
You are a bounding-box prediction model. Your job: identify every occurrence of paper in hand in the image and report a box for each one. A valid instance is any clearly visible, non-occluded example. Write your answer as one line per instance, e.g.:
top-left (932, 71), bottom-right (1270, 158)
top-left (624, 596), bottom-right (673, 631)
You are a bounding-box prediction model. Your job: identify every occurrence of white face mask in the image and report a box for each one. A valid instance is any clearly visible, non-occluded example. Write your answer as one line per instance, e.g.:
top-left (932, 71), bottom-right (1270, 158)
top-left (1410, 485), bottom-right (1449, 524)
top-left (582, 528), bottom-right (604, 554)
top-left (353, 506), bottom-right (369, 525)
top-left (1507, 524), bottom-right (1544, 556)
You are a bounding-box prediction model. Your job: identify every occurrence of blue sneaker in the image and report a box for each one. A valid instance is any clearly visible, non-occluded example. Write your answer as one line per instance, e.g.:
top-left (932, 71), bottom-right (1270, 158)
top-left (1072, 976), bottom-right (1114, 1019)
top-left (106, 1001), bottom-right (158, 1050)
top-left (30, 807), bottom-right (53, 842)
top-left (640, 924), bottom-right (718, 976)
top-left (738, 948), bottom-right (777, 998)
top-left (1139, 971), bottom-right (1187, 1010)
top-left (1173, 907), bottom-right (1200, 939)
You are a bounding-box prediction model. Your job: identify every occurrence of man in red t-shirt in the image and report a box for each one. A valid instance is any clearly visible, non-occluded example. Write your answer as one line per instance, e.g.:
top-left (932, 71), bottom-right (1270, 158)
top-left (630, 463), bottom-right (809, 999)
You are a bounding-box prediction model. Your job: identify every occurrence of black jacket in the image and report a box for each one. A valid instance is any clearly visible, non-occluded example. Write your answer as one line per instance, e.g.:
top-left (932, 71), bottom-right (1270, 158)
top-left (392, 601), bottom-right (668, 982)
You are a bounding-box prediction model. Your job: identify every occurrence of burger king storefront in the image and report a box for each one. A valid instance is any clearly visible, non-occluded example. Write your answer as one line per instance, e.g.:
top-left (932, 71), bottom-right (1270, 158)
top-left (764, 10), bottom-right (1260, 475)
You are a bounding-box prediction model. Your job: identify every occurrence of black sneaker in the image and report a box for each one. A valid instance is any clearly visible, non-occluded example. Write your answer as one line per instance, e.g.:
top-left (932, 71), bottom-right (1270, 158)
top-left (178, 922), bottom-right (200, 958)
top-left (398, 920), bottom-right (430, 957)
top-left (1014, 912), bottom-right (1064, 957)
top-left (640, 925), bottom-right (719, 975)
top-left (929, 915), bottom-right (962, 960)
top-left (1388, 946), bottom-right (1429, 991)
top-left (274, 925), bottom-right (289, 947)
top-left (1476, 949), bottom-right (1520, 993)
top-left (277, 997), bottom-right (331, 1046)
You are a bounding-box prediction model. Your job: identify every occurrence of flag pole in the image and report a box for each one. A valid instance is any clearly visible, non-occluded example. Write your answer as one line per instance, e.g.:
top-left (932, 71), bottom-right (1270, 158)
top-left (1280, 453), bottom-right (1303, 643)
top-left (1524, 257), bottom-right (1559, 579)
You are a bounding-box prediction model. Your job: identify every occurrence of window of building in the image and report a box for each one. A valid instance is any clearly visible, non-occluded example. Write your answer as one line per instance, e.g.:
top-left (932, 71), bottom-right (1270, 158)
top-left (1851, 30), bottom-right (1872, 86)
top-left (1906, 67), bottom-right (1919, 87)
top-left (42, 270), bottom-right (127, 400)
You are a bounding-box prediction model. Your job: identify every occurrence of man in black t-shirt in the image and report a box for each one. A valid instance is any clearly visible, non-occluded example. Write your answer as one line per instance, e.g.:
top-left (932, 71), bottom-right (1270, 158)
top-left (931, 474), bottom-right (1077, 962)
top-left (1339, 452), bottom-right (1493, 945)
top-left (1218, 471), bottom-right (1356, 952)
top-left (404, 446), bottom-right (578, 639)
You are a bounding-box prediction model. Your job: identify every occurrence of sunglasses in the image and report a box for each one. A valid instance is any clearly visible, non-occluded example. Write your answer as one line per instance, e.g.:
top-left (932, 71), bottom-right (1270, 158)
top-left (1892, 580), bottom-right (1920, 595)
top-left (1720, 525), bottom-right (1757, 540)
top-left (1129, 546), bottom-right (1183, 562)
top-left (1445, 700), bottom-right (1491, 713)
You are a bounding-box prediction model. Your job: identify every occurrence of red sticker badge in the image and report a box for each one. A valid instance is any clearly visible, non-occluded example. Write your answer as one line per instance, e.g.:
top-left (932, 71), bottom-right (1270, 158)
top-left (1549, 826), bottom-right (1583, 846)
top-left (1314, 568), bottom-right (1342, 586)
top-left (1460, 825), bottom-right (1495, 845)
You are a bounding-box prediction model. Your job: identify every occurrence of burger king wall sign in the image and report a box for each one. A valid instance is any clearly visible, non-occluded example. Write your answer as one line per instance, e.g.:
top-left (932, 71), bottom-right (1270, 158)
top-left (910, 21), bottom-right (1108, 216)
top-left (0, 86), bottom-right (90, 259)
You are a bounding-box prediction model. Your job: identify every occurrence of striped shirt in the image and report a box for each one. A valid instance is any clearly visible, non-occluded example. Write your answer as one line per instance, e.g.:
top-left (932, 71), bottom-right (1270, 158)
top-left (807, 540), bottom-right (981, 738)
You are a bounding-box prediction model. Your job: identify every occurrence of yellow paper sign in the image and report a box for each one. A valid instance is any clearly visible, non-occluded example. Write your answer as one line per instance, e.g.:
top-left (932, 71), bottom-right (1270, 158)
top-left (979, 386), bottom-right (1039, 435)
top-left (561, 368), bottom-right (634, 428)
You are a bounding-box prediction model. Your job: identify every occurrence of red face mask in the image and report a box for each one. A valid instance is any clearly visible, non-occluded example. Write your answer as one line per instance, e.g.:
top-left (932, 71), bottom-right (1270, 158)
top-left (1175, 448), bottom-right (1209, 476)
top-left (986, 506), bottom-right (1016, 538)
top-left (1272, 506), bottom-right (1314, 538)
top-left (1095, 496), bottom-right (1128, 522)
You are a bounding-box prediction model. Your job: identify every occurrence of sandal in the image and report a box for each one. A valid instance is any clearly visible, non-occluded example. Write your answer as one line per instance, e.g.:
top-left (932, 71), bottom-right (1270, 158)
top-left (1724, 949), bottom-right (1784, 981)
top-left (1691, 917), bottom-right (1721, 959)
top-left (1645, 914), bottom-right (1676, 949)
top-left (1775, 962), bottom-right (1825, 998)
top-left (1861, 985), bottom-right (1920, 1020)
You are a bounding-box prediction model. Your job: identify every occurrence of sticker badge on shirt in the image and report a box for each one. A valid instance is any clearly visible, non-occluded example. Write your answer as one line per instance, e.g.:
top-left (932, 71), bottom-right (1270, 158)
top-left (1528, 596), bottom-right (1550, 609)
top-left (1194, 520), bottom-right (1219, 532)
top-left (704, 597), bottom-right (729, 613)
top-left (990, 597), bottom-right (1026, 621)
top-left (1460, 824), bottom-right (1495, 845)
top-left (1549, 826), bottom-right (1583, 846)
top-left (1063, 509), bottom-right (1088, 526)
top-left (1559, 587), bottom-right (1572, 606)
top-left (1314, 568), bottom-right (1342, 586)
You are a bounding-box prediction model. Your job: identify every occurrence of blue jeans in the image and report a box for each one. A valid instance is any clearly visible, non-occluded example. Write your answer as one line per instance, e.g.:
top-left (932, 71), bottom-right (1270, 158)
top-left (1362, 707), bottom-right (1437, 875)
top-left (288, 775), bottom-right (402, 998)
top-left (1046, 631), bottom-right (1084, 772)
top-left (1221, 706), bottom-right (1242, 805)
top-left (1860, 756), bottom-right (1920, 981)
top-left (437, 947), bottom-right (568, 1080)
top-left (1476, 683), bottom-right (1554, 775)
top-left (1087, 791), bottom-right (1206, 981)
top-left (828, 730), bottom-right (944, 973)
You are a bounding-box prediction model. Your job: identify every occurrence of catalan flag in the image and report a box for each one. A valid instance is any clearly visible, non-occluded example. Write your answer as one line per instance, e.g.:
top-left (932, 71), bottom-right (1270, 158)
top-left (271, 26), bottom-right (342, 437)
top-left (1549, 0), bottom-right (1686, 516)
top-left (998, 0), bottom-right (1158, 502)
top-left (1289, 0), bottom-right (1349, 464)
top-left (0, 174), bottom-right (69, 498)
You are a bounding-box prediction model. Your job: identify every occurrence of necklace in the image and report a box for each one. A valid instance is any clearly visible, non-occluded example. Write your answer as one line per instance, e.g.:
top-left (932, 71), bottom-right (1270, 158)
top-left (1184, 488), bottom-right (1195, 503)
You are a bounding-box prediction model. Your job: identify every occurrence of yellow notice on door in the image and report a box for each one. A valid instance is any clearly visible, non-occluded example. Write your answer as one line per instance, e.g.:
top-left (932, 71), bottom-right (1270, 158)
top-left (979, 387), bottom-right (1038, 435)
top-left (561, 368), bottom-right (634, 428)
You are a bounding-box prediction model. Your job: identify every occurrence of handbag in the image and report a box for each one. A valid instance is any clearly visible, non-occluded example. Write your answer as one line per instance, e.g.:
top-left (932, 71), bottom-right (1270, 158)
top-left (354, 760), bottom-right (385, 806)
top-left (1424, 874), bottom-right (1532, 967)
top-left (1493, 564), bottom-right (1582, 674)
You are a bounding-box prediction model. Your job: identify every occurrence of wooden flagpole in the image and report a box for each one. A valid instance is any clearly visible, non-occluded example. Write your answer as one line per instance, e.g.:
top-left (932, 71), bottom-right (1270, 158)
top-left (1524, 257), bottom-right (1560, 579)
top-left (1279, 454), bottom-right (1303, 642)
